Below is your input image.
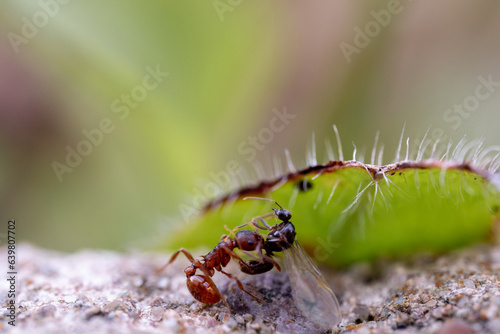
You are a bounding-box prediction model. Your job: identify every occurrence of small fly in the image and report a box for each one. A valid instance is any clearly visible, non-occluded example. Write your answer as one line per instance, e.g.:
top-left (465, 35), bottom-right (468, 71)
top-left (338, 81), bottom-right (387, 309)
top-left (241, 197), bottom-right (342, 329)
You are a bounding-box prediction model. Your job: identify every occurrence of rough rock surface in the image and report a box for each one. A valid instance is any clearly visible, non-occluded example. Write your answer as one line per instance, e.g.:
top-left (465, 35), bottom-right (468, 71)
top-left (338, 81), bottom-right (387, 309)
top-left (1, 243), bottom-right (500, 334)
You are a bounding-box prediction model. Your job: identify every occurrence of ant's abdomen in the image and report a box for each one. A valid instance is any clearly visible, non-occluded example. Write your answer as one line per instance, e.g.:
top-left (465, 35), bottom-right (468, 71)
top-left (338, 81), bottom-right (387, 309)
top-left (187, 275), bottom-right (221, 304)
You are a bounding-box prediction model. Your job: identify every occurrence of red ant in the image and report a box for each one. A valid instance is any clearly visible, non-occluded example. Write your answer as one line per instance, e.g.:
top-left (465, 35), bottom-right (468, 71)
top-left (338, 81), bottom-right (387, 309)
top-left (159, 197), bottom-right (341, 328)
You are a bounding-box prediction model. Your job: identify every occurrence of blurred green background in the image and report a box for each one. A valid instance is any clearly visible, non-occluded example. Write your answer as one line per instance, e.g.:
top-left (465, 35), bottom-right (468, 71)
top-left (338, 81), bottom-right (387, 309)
top-left (1, 1), bottom-right (500, 251)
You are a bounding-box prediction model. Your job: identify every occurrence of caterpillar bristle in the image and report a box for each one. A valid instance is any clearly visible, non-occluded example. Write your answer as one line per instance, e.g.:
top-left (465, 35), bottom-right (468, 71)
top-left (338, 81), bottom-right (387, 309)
top-left (313, 189), bottom-right (324, 211)
top-left (325, 138), bottom-right (335, 161)
top-left (377, 145), bottom-right (385, 166)
top-left (333, 124), bottom-right (344, 161)
top-left (394, 122), bottom-right (406, 163)
top-left (284, 148), bottom-right (296, 173)
top-left (370, 131), bottom-right (380, 165)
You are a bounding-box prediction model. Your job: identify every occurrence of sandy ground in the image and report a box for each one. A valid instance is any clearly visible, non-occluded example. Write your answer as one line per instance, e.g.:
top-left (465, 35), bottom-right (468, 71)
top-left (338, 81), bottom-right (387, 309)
top-left (1, 243), bottom-right (499, 334)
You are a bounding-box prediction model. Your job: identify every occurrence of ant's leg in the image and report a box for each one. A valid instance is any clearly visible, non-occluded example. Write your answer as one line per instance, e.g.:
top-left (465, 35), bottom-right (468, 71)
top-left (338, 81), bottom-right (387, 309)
top-left (219, 246), bottom-right (259, 271)
top-left (227, 222), bottom-right (255, 237)
top-left (219, 269), bottom-right (265, 304)
top-left (223, 216), bottom-right (272, 243)
top-left (219, 245), bottom-right (277, 277)
top-left (252, 216), bottom-right (273, 230)
top-left (236, 248), bottom-right (281, 271)
top-left (251, 214), bottom-right (275, 229)
top-left (250, 244), bottom-right (282, 272)
top-left (238, 249), bottom-right (260, 261)
top-left (230, 213), bottom-right (274, 233)
top-left (252, 217), bottom-right (275, 230)
top-left (261, 254), bottom-right (281, 272)
top-left (156, 248), bottom-right (196, 274)
top-left (233, 244), bottom-right (281, 272)
top-left (222, 226), bottom-right (239, 243)
top-left (225, 222), bottom-right (258, 241)
top-left (220, 235), bottom-right (280, 272)
top-left (222, 224), bottom-right (253, 243)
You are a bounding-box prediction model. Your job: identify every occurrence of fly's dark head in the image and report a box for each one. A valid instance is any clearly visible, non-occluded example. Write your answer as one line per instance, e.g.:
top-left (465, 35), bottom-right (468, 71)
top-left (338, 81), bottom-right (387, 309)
top-left (272, 208), bottom-right (292, 222)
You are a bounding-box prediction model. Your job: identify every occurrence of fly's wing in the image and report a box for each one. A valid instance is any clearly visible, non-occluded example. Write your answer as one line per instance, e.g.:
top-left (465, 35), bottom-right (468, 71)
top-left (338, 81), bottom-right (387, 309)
top-left (282, 241), bottom-right (341, 329)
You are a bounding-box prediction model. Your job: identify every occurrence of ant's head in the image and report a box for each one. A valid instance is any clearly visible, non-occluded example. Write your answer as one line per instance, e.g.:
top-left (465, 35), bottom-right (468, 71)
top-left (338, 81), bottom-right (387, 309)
top-left (272, 208), bottom-right (292, 222)
top-left (234, 230), bottom-right (263, 251)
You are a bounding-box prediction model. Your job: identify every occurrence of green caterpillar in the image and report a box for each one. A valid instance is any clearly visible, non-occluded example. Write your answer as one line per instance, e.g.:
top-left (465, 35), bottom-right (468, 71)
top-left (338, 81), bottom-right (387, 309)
top-left (164, 127), bottom-right (500, 267)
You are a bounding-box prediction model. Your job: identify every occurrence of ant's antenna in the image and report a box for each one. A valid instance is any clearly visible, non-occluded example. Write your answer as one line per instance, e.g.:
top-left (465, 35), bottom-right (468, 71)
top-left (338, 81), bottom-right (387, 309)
top-left (243, 197), bottom-right (283, 209)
